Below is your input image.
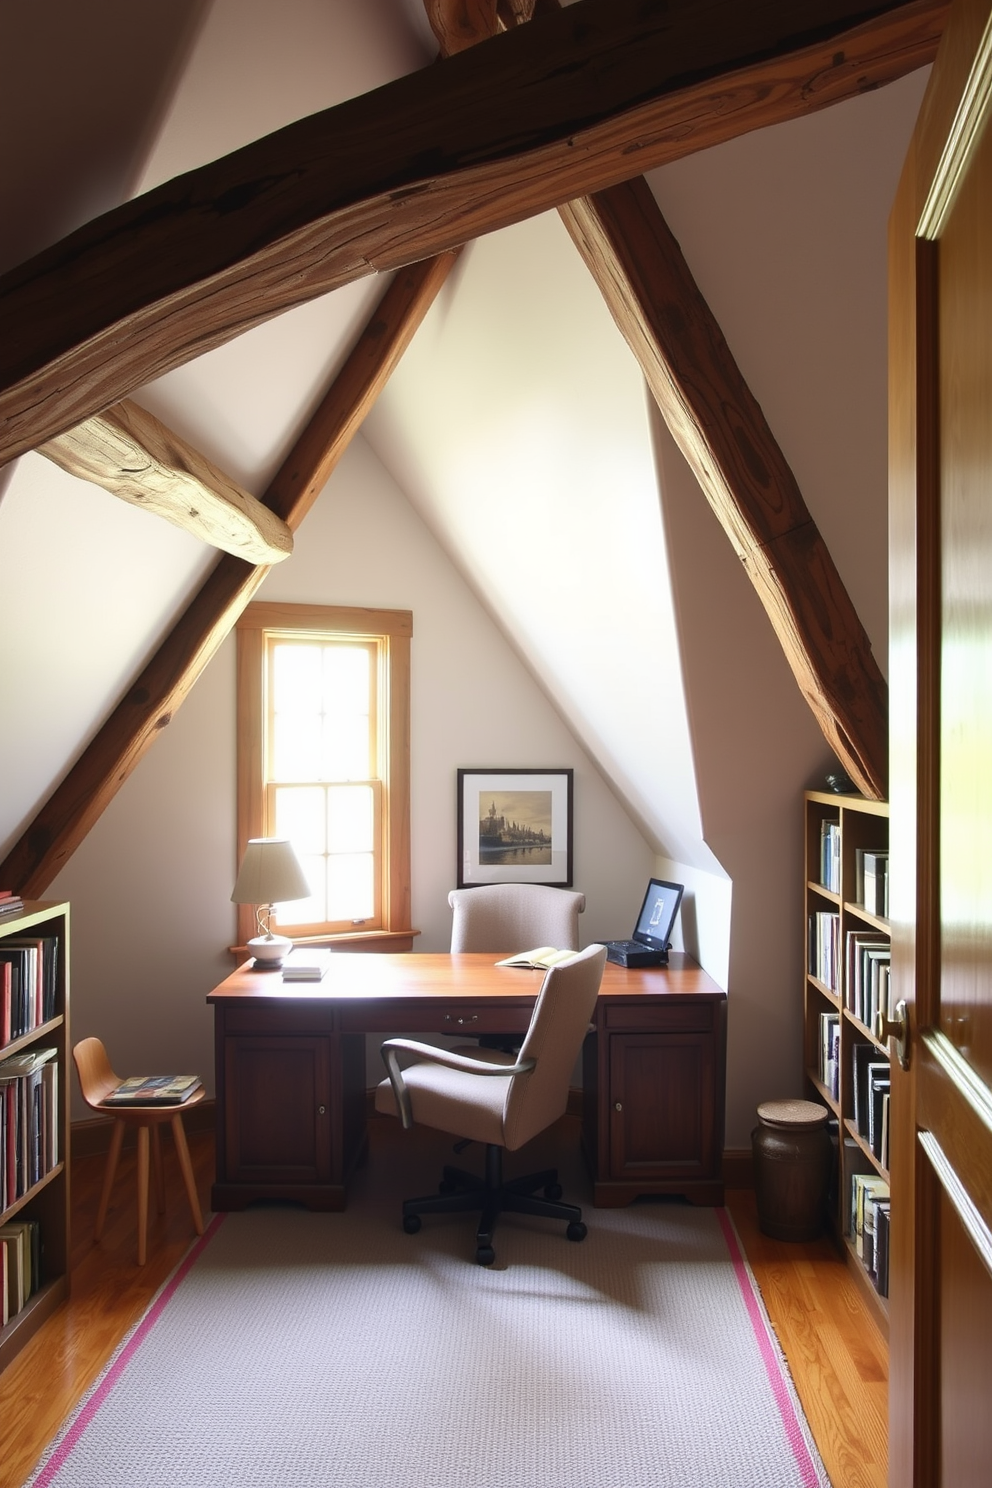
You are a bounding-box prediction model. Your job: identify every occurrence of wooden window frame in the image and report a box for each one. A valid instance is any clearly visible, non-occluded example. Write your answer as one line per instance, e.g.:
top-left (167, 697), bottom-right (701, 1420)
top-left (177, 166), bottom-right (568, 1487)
top-left (235, 601), bottom-right (415, 952)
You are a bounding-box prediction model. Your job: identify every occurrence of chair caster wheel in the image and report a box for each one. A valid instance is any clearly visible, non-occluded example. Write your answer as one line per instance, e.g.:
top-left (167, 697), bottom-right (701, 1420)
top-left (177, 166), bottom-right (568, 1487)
top-left (475, 1245), bottom-right (496, 1266)
top-left (566, 1221), bottom-right (587, 1242)
top-left (544, 1182), bottom-right (563, 1201)
top-left (402, 1214), bottom-right (422, 1234)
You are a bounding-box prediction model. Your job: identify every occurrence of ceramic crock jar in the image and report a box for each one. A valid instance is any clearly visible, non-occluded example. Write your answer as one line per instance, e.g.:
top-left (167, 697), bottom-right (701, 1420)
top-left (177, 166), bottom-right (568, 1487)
top-left (751, 1098), bottom-right (832, 1241)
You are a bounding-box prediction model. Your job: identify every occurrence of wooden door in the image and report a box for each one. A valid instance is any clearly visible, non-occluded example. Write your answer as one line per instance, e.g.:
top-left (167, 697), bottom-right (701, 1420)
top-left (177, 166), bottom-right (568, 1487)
top-left (889, 1), bottom-right (992, 1481)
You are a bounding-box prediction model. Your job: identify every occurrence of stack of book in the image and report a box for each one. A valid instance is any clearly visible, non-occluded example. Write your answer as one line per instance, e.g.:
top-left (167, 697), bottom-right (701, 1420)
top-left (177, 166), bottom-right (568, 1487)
top-left (844, 930), bottom-right (890, 1028)
top-left (0, 1216), bottom-right (41, 1325)
top-left (855, 849), bottom-right (890, 917)
top-left (852, 1043), bottom-right (891, 1169)
top-left (0, 1047), bottom-right (58, 1211)
top-left (819, 1010), bottom-right (840, 1099)
top-left (0, 891), bottom-right (25, 921)
top-left (819, 821), bottom-right (841, 893)
top-left (0, 935), bottom-right (60, 1043)
top-left (850, 1171), bottom-right (890, 1296)
top-left (281, 948), bottom-right (331, 982)
top-left (808, 911), bottom-right (840, 991)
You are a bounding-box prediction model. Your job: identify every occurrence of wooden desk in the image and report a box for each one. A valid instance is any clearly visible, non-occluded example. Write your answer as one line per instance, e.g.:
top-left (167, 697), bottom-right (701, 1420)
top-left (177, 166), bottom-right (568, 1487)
top-left (207, 951), bottom-right (727, 1212)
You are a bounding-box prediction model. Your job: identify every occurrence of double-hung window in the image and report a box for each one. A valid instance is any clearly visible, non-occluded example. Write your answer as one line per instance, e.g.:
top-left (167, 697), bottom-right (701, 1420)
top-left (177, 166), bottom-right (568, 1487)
top-left (236, 603), bottom-right (413, 948)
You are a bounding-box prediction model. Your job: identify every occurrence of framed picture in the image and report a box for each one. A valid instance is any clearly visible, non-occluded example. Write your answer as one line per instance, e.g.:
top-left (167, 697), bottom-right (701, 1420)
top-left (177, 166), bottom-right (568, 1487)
top-left (457, 768), bottom-right (573, 888)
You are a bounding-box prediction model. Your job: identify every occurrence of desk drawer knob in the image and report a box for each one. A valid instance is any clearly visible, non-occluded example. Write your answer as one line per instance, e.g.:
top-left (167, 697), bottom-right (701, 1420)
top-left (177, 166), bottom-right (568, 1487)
top-left (614, 1102), bottom-right (623, 1112)
top-left (444, 1014), bottom-right (478, 1026)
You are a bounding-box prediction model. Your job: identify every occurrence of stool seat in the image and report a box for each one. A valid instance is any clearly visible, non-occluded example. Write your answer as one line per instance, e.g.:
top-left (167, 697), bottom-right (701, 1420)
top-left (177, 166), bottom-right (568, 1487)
top-left (73, 1037), bottom-right (205, 1265)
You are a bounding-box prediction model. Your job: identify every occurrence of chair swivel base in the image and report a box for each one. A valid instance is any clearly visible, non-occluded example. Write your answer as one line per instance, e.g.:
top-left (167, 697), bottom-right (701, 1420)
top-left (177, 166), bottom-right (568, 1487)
top-left (400, 1142), bottom-right (588, 1265)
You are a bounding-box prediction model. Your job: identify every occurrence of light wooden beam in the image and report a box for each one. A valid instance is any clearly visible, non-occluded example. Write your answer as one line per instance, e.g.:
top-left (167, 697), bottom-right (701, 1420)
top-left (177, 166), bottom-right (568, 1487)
top-left (39, 400), bottom-right (294, 565)
top-left (0, 253), bottom-right (457, 896)
top-left (560, 182), bottom-right (889, 799)
top-left (0, 0), bottom-right (945, 465)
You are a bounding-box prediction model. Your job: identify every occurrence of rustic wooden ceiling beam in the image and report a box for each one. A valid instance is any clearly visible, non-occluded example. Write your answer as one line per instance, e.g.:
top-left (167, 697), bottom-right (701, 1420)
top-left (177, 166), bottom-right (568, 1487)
top-left (0, 0), bottom-right (945, 465)
top-left (39, 400), bottom-right (294, 565)
top-left (560, 182), bottom-right (888, 797)
top-left (0, 253), bottom-right (457, 896)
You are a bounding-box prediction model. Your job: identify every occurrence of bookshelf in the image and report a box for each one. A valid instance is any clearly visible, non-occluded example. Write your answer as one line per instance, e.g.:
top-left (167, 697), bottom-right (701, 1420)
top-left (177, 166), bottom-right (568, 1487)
top-left (803, 793), bottom-right (890, 1335)
top-left (0, 900), bottom-right (70, 1373)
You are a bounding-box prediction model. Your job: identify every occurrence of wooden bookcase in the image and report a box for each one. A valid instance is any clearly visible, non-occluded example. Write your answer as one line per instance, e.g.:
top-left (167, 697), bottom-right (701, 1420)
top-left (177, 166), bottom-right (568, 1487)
top-left (803, 793), bottom-right (890, 1335)
top-left (0, 900), bottom-right (70, 1373)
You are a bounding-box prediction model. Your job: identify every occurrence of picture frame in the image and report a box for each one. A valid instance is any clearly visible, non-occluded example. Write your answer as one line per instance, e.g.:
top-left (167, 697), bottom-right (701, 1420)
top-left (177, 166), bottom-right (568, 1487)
top-left (456, 768), bottom-right (574, 888)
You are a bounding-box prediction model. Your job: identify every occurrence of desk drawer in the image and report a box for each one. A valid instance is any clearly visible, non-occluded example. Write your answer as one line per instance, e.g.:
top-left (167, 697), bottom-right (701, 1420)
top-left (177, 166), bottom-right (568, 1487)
top-left (602, 1001), bottom-right (715, 1033)
top-left (339, 1001), bottom-right (534, 1035)
top-left (220, 1004), bottom-right (337, 1036)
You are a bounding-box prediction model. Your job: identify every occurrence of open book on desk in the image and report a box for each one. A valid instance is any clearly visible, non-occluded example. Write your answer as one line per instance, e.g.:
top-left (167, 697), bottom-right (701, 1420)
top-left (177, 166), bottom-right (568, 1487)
top-left (495, 947), bottom-right (575, 970)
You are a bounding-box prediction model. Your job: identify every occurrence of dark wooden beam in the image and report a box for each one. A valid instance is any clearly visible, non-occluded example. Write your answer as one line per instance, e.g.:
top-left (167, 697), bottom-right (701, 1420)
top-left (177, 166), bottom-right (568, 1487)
top-left (39, 400), bottom-right (294, 565)
top-left (0, 254), bottom-right (457, 896)
top-left (0, 0), bottom-right (945, 465)
top-left (560, 182), bottom-right (888, 798)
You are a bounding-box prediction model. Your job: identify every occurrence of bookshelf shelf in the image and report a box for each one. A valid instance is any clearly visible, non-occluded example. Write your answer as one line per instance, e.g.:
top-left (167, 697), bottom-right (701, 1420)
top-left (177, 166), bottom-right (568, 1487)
top-left (0, 901), bottom-right (70, 1375)
top-left (803, 793), bottom-right (890, 1335)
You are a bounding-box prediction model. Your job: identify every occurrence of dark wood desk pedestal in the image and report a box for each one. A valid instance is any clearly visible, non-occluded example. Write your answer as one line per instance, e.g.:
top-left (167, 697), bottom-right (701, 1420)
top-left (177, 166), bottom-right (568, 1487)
top-left (208, 951), bottom-right (726, 1212)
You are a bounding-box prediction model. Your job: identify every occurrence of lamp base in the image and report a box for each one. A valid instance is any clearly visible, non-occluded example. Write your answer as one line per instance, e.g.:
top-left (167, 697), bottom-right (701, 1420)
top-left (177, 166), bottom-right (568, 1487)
top-left (247, 934), bottom-right (292, 970)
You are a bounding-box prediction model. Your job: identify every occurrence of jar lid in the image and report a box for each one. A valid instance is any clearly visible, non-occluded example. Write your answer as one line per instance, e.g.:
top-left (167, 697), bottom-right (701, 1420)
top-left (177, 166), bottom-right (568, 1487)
top-left (757, 1098), bottom-right (829, 1129)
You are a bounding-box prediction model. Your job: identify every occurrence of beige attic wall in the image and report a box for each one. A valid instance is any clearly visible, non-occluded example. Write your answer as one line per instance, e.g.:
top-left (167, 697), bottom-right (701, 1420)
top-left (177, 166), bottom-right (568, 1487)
top-left (0, 0), bottom-right (210, 278)
top-left (642, 71), bottom-right (930, 1138)
top-left (0, 0), bottom-right (435, 857)
top-left (51, 433), bottom-right (655, 1121)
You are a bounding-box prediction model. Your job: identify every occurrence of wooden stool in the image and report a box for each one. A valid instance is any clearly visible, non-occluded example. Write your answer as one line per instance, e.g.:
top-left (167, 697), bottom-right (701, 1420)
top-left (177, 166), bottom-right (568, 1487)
top-left (73, 1037), bottom-right (205, 1265)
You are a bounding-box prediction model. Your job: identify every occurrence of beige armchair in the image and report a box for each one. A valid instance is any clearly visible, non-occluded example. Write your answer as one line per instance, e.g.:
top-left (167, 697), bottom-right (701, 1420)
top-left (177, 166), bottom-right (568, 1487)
top-left (375, 943), bottom-right (607, 1265)
top-left (448, 882), bottom-right (585, 953)
top-left (448, 882), bottom-right (587, 1053)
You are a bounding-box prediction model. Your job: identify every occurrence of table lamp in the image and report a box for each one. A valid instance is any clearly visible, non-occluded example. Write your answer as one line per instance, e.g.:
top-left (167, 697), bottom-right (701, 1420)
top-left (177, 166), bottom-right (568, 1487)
top-left (232, 837), bottom-right (310, 969)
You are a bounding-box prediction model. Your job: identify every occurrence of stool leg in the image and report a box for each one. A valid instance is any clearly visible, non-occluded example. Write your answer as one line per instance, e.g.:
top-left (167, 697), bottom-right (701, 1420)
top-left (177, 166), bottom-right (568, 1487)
top-left (171, 1114), bottom-right (204, 1235)
top-left (151, 1124), bottom-right (166, 1214)
top-left (95, 1118), bottom-right (125, 1242)
top-left (136, 1125), bottom-right (150, 1266)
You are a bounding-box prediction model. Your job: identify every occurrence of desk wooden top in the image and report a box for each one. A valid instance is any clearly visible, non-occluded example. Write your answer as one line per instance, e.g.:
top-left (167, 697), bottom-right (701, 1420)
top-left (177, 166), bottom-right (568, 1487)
top-left (207, 950), bottom-right (725, 1004)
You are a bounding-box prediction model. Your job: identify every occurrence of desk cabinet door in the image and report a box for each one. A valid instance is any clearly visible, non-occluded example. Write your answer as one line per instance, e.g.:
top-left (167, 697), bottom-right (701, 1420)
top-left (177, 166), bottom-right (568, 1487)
top-left (608, 1032), bottom-right (719, 1180)
top-left (225, 1035), bottom-right (332, 1185)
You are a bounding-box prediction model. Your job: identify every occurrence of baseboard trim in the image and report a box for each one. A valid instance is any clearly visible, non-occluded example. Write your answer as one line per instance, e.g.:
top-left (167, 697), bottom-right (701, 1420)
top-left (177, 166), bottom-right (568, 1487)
top-left (721, 1148), bottom-right (754, 1189)
top-left (69, 1098), bottom-right (753, 1189)
top-left (71, 1098), bottom-right (217, 1159)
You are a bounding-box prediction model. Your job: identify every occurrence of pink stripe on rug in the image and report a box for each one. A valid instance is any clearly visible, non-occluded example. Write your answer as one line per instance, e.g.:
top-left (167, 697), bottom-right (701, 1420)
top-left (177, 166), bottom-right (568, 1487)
top-left (716, 1208), bottom-right (822, 1488)
top-left (32, 1214), bottom-right (227, 1488)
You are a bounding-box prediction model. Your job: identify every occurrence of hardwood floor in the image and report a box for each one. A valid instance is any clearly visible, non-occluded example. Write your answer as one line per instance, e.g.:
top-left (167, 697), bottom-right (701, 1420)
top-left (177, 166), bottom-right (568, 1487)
top-left (725, 1188), bottom-right (888, 1488)
top-left (0, 1128), bottom-right (887, 1488)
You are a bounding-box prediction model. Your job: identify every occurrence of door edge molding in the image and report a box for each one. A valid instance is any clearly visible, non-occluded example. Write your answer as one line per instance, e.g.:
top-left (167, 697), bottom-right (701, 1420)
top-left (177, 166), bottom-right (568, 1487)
top-left (919, 1129), bottom-right (992, 1279)
top-left (918, 7), bottom-right (992, 238)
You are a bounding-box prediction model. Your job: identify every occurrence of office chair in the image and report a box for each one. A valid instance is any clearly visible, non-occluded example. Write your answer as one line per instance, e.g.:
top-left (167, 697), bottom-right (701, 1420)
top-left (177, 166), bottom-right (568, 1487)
top-left (375, 943), bottom-right (607, 1265)
top-left (448, 882), bottom-right (585, 953)
top-left (449, 882), bottom-right (586, 1052)
top-left (73, 1037), bottom-right (205, 1265)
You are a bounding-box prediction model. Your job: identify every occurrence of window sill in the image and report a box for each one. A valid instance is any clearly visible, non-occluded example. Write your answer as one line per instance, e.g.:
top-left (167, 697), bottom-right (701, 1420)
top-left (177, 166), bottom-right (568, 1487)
top-left (228, 928), bottom-right (420, 959)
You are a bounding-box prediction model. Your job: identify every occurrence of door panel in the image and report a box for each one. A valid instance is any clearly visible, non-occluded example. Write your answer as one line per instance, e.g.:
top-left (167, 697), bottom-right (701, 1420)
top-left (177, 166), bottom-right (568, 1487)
top-left (889, 2), bottom-right (992, 1481)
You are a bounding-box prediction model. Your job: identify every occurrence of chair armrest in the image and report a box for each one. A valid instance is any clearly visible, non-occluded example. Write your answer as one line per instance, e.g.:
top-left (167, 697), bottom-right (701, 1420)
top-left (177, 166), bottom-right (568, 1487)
top-left (380, 1038), bottom-right (535, 1130)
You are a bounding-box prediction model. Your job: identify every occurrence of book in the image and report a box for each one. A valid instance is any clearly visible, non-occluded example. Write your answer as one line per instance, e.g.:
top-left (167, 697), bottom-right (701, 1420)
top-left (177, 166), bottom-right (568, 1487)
top-left (280, 949), bottom-right (332, 982)
top-left (495, 946), bottom-right (576, 969)
top-left (103, 1074), bottom-right (202, 1106)
top-left (862, 851), bottom-right (890, 917)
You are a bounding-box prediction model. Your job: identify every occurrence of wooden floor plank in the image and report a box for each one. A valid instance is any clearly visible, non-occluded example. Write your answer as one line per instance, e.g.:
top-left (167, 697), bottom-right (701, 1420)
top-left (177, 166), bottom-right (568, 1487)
top-left (1, 1139), bottom-right (887, 1488)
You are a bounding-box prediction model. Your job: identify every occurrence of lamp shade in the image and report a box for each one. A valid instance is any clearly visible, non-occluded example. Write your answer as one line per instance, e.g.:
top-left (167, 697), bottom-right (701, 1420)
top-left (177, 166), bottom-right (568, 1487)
top-left (231, 838), bottom-right (310, 906)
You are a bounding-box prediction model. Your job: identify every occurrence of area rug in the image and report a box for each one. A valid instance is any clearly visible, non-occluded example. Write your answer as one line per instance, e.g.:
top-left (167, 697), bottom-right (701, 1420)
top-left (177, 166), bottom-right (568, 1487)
top-left (28, 1130), bottom-right (830, 1488)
